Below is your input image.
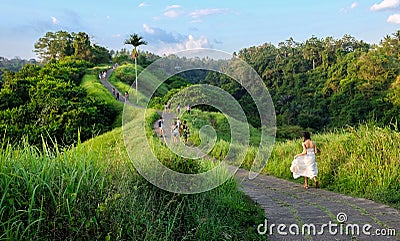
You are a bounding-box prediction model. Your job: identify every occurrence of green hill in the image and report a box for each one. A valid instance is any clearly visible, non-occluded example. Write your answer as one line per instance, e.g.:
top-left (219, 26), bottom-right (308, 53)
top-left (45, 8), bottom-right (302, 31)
top-left (262, 124), bottom-right (400, 209)
top-left (0, 69), bottom-right (267, 240)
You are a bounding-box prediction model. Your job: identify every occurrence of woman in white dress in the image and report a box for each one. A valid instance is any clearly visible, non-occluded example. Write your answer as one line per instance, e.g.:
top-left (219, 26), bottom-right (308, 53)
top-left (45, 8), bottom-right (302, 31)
top-left (290, 132), bottom-right (319, 189)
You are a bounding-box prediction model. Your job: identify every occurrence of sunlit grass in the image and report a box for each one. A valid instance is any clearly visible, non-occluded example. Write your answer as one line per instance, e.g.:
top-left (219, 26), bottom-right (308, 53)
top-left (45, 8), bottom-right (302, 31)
top-left (0, 106), bottom-right (267, 240)
top-left (262, 124), bottom-right (400, 209)
top-left (80, 73), bottom-right (124, 128)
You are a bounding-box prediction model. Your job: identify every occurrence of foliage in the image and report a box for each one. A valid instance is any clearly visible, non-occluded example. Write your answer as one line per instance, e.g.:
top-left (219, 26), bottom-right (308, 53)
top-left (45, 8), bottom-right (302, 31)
top-left (0, 107), bottom-right (267, 240)
top-left (261, 123), bottom-right (400, 209)
top-left (80, 71), bottom-right (124, 128)
top-left (124, 34), bottom-right (147, 58)
top-left (108, 63), bottom-right (169, 102)
top-left (0, 58), bottom-right (115, 146)
top-left (33, 31), bottom-right (111, 64)
top-left (0, 57), bottom-right (37, 72)
top-left (112, 48), bottom-right (159, 67)
top-left (199, 31), bottom-right (400, 132)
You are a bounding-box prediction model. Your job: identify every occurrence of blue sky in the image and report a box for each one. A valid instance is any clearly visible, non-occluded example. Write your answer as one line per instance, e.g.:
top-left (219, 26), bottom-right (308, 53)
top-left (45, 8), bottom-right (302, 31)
top-left (1, 0), bottom-right (400, 59)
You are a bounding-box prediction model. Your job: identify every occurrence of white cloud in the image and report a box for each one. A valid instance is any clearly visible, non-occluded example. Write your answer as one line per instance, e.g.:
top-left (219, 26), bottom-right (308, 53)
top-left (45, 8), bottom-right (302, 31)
top-left (189, 8), bottom-right (229, 18)
top-left (106, 15), bottom-right (111, 19)
top-left (166, 5), bottom-right (181, 10)
top-left (340, 2), bottom-right (358, 12)
top-left (154, 35), bottom-right (211, 55)
top-left (138, 2), bottom-right (149, 7)
top-left (371, 0), bottom-right (400, 11)
top-left (388, 13), bottom-right (400, 23)
top-left (141, 24), bottom-right (185, 43)
top-left (112, 34), bottom-right (121, 38)
top-left (50, 16), bottom-right (58, 25)
top-left (143, 24), bottom-right (154, 34)
top-left (140, 24), bottom-right (210, 55)
top-left (164, 9), bottom-right (184, 18)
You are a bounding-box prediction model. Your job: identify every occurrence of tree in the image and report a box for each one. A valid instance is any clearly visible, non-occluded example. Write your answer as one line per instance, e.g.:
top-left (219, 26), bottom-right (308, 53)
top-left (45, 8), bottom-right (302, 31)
top-left (124, 34), bottom-right (147, 103)
top-left (33, 31), bottom-right (110, 64)
top-left (34, 31), bottom-right (73, 62)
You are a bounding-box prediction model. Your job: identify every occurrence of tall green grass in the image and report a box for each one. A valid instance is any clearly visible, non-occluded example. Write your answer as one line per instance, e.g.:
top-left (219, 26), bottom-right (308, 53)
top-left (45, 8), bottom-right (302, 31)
top-left (184, 108), bottom-right (400, 209)
top-left (0, 106), bottom-right (267, 240)
top-left (262, 124), bottom-right (400, 209)
top-left (108, 64), bottom-right (169, 106)
top-left (180, 109), bottom-right (262, 146)
top-left (80, 72), bottom-right (124, 128)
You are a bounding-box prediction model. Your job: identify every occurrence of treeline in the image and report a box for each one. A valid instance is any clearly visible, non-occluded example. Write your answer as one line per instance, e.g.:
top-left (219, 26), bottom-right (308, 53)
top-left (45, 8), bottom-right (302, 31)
top-left (0, 57), bottom-right (37, 72)
top-left (0, 57), bottom-right (116, 146)
top-left (34, 31), bottom-right (111, 64)
top-left (201, 32), bottom-right (400, 135)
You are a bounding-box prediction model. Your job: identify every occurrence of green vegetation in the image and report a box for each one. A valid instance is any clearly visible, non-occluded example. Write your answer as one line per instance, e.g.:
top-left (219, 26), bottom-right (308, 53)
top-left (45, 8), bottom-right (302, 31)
top-left (0, 58), bottom-right (116, 146)
top-left (108, 63), bottom-right (169, 104)
top-left (0, 57), bottom-right (37, 72)
top-left (3, 27), bottom-right (400, 240)
top-left (80, 70), bottom-right (124, 128)
top-left (34, 31), bottom-right (111, 64)
top-left (263, 124), bottom-right (400, 209)
top-left (0, 107), bottom-right (267, 240)
top-left (179, 108), bottom-right (261, 146)
top-left (181, 109), bottom-right (400, 209)
top-left (199, 32), bottom-right (400, 136)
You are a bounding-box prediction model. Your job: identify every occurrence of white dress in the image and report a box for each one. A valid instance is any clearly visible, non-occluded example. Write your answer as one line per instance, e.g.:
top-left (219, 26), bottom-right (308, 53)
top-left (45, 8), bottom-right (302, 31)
top-left (290, 148), bottom-right (318, 179)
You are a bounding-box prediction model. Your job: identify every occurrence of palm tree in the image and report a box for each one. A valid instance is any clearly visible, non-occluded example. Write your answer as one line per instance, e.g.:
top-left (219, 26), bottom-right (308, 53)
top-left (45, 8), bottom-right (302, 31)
top-left (124, 34), bottom-right (147, 103)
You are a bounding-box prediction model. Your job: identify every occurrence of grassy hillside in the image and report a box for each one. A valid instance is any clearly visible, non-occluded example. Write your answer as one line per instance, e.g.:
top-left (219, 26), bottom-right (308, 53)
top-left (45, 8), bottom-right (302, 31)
top-left (80, 70), bottom-right (124, 128)
top-left (182, 108), bottom-right (400, 209)
top-left (262, 124), bottom-right (400, 209)
top-left (107, 63), bottom-right (169, 105)
top-left (0, 101), bottom-right (267, 240)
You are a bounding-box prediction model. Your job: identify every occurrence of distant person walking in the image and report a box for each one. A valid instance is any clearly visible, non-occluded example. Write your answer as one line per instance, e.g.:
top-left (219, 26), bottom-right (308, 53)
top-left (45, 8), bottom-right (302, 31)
top-left (176, 103), bottom-right (181, 115)
top-left (181, 120), bottom-right (190, 144)
top-left (164, 102), bottom-right (168, 114)
top-left (125, 91), bottom-right (129, 102)
top-left (167, 102), bottom-right (171, 113)
top-left (186, 105), bottom-right (191, 114)
top-left (171, 121), bottom-right (180, 144)
top-left (290, 132), bottom-right (318, 189)
top-left (158, 117), bottom-right (164, 137)
top-left (116, 92), bottom-right (119, 100)
top-left (112, 87), bottom-right (115, 96)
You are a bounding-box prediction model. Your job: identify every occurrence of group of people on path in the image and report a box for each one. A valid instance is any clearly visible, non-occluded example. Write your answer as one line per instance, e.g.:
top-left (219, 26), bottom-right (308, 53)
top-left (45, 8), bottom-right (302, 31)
top-left (158, 116), bottom-right (190, 145)
top-left (158, 102), bottom-right (318, 190)
top-left (111, 87), bottom-right (129, 102)
top-left (163, 102), bottom-right (191, 115)
top-left (98, 70), bottom-right (107, 80)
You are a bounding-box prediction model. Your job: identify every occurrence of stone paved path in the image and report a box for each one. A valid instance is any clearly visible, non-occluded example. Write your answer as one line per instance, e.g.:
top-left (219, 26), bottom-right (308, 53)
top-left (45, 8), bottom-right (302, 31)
top-left (235, 169), bottom-right (399, 241)
top-left (99, 69), bottom-right (132, 105)
top-left (101, 70), bottom-right (400, 241)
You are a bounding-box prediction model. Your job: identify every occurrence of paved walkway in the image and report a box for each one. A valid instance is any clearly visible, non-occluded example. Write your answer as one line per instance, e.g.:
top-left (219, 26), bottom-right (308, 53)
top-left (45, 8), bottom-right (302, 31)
top-left (235, 169), bottom-right (399, 241)
top-left (100, 70), bottom-right (400, 241)
top-left (99, 69), bottom-right (132, 105)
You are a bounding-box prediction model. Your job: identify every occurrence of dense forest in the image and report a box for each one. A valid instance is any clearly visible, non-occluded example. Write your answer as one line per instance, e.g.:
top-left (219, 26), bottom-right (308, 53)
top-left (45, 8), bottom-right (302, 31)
top-left (199, 32), bottom-right (400, 137)
top-left (2, 30), bottom-right (400, 145)
top-left (0, 31), bottom-right (118, 146)
top-left (0, 57), bottom-right (37, 72)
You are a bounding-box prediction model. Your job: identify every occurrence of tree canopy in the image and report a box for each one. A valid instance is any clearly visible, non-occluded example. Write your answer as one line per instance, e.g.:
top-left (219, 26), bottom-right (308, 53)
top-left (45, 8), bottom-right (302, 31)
top-left (0, 57), bottom-right (116, 145)
top-left (34, 31), bottom-right (111, 64)
top-left (196, 31), bottom-right (400, 136)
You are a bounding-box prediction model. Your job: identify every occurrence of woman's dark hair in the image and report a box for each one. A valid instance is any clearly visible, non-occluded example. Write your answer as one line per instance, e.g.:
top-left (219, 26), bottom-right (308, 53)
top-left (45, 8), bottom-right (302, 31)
top-left (303, 132), bottom-right (311, 141)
